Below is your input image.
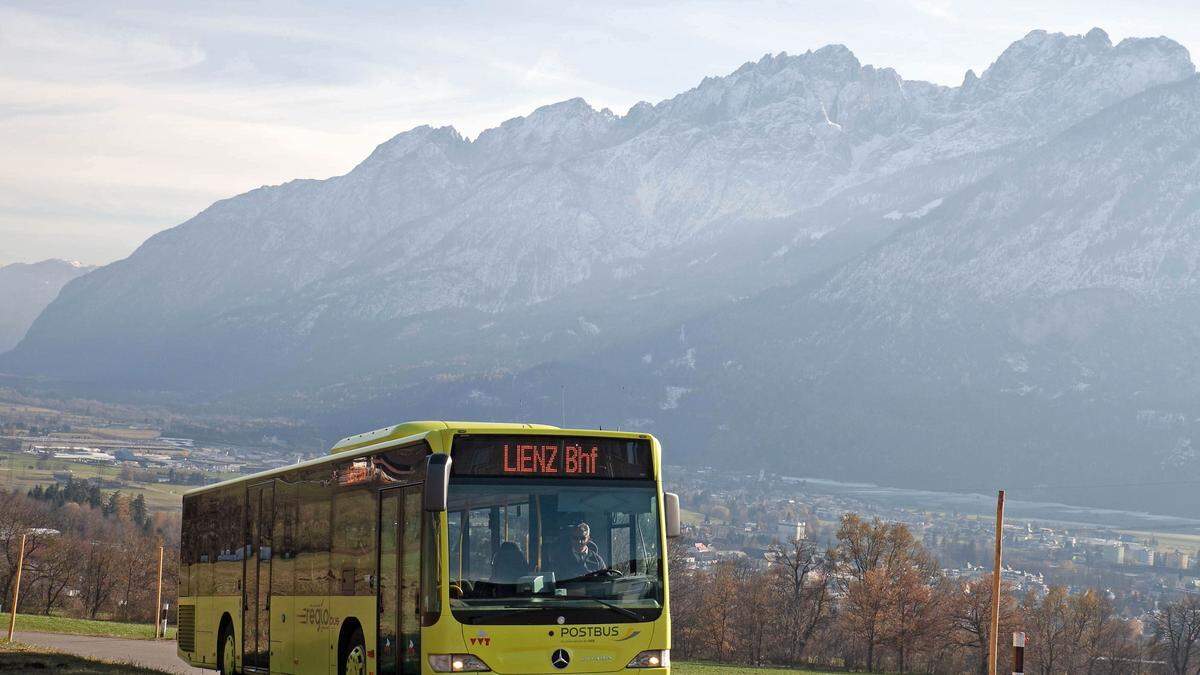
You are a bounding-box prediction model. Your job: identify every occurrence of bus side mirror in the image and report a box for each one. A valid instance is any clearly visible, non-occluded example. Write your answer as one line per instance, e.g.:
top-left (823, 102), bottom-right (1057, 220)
top-left (424, 454), bottom-right (452, 512)
top-left (664, 492), bottom-right (681, 538)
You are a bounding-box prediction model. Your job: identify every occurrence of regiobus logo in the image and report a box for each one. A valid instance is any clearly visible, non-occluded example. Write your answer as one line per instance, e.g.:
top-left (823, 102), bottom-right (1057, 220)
top-left (298, 604), bottom-right (340, 632)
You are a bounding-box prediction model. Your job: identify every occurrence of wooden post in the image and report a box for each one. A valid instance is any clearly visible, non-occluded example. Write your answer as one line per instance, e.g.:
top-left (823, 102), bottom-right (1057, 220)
top-left (988, 490), bottom-right (1005, 675)
top-left (154, 546), bottom-right (164, 639)
top-left (6, 533), bottom-right (26, 643)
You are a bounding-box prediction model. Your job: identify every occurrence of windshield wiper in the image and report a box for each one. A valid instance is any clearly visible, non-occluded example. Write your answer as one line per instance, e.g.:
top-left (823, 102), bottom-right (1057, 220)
top-left (582, 597), bottom-right (643, 621)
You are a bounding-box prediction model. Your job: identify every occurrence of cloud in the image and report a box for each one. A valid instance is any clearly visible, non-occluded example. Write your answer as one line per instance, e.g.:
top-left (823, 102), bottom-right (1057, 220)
top-left (3, 0), bottom-right (1200, 266)
top-left (910, 0), bottom-right (955, 19)
top-left (0, 6), bottom-right (206, 80)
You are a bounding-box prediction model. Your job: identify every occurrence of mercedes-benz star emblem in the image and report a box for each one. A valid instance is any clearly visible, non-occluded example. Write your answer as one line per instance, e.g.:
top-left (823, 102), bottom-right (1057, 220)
top-left (551, 648), bottom-right (570, 669)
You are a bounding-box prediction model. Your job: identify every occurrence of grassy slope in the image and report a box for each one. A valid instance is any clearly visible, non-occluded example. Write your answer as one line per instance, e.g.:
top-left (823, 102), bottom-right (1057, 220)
top-left (0, 641), bottom-right (167, 674)
top-left (1, 613), bottom-right (174, 640)
top-left (676, 662), bottom-right (831, 674)
top-left (0, 616), bottom-right (828, 674)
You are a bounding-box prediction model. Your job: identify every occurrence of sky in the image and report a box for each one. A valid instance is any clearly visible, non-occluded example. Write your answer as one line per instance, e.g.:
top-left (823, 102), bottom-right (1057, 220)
top-left (2, 0), bottom-right (1198, 267)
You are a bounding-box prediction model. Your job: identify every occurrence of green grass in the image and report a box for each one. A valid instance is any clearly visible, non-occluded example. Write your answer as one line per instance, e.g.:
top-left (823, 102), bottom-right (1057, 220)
top-left (1, 612), bottom-right (174, 640)
top-left (0, 641), bottom-right (168, 673)
top-left (0, 449), bottom-right (229, 512)
top-left (675, 662), bottom-right (833, 674)
top-left (1118, 529), bottom-right (1200, 553)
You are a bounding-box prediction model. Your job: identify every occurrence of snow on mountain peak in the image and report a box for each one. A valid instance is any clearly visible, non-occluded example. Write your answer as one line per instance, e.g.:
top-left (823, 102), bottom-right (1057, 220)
top-left (1085, 27), bottom-right (1112, 48)
top-left (357, 124), bottom-right (467, 169)
top-left (976, 28), bottom-right (1192, 96)
top-left (11, 28), bottom-right (1200, 516)
top-left (472, 97), bottom-right (617, 164)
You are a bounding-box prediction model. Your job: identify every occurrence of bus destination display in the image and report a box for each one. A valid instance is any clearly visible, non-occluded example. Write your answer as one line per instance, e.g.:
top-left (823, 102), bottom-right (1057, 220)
top-left (451, 436), bottom-right (653, 479)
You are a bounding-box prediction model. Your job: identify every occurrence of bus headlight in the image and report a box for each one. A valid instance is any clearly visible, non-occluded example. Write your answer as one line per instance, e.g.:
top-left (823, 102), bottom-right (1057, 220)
top-left (626, 649), bottom-right (669, 668)
top-left (428, 654), bottom-right (491, 672)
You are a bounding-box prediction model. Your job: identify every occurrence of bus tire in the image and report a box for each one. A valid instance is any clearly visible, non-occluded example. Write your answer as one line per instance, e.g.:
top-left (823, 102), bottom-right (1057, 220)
top-left (339, 624), bottom-right (366, 675)
top-left (217, 618), bottom-right (236, 675)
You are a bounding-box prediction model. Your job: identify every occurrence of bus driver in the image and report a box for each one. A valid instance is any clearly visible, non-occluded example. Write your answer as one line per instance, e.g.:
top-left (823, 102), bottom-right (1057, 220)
top-left (553, 522), bottom-right (607, 580)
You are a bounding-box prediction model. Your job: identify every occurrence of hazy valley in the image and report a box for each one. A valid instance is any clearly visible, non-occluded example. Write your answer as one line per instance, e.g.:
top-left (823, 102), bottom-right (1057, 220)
top-left (5, 28), bottom-right (1200, 515)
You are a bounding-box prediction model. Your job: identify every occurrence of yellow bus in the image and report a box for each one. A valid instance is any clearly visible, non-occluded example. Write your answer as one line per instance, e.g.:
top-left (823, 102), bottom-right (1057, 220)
top-left (177, 421), bottom-right (680, 675)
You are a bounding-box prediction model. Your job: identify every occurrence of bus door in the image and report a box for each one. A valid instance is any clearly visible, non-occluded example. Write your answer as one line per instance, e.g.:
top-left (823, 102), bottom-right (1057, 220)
top-left (244, 481), bottom-right (274, 671)
top-left (378, 485), bottom-right (422, 675)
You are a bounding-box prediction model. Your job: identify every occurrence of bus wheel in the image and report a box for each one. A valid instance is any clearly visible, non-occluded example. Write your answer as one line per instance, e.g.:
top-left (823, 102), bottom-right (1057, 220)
top-left (218, 624), bottom-right (236, 675)
top-left (340, 626), bottom-right (366, 675)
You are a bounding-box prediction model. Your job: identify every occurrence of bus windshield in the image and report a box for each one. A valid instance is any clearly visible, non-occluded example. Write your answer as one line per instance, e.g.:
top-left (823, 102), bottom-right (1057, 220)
top-left (446, 478), bottom-right (663, 624)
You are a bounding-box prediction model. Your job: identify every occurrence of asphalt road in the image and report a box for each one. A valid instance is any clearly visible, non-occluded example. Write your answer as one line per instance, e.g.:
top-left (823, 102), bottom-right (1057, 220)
top-left (13, 632), bottom-right (208, 674)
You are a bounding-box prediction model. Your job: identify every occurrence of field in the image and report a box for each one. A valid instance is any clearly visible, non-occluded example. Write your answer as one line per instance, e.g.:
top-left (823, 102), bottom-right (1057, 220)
top-left (1, 612), bottom-right (174, 640)
top-left (0, 641), bottom-right (167, 674)
top-left (0, 449), bottom-right (215, 512)
top-left (676, 663), bottom-right (831, 674)
top-left (1117, 529), bottom-right (1200, 554)
top-left (75, 426), bottom-right (163, 441)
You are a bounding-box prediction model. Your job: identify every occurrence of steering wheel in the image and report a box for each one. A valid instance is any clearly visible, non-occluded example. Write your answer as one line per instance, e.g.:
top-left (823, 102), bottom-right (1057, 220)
top-left (578, 567), bottom-right (624, 580)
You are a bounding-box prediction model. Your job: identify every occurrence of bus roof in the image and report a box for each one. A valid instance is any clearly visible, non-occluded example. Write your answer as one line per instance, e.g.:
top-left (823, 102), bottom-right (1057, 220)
top-left (184, 421), bottom-right (654, 497)
top-left (329, 420), bottom-right (560, 454)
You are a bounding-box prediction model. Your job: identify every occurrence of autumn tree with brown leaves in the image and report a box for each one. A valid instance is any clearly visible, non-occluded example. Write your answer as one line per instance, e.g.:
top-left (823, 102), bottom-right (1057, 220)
top-left (834, 515), bottom-right (942, 672)
top-left (0, 487), bottom-right (178, 623)
top-left (948, 578), bottom-right (1021, 674)
top-left (669, 508), bottom-right (1155, 674)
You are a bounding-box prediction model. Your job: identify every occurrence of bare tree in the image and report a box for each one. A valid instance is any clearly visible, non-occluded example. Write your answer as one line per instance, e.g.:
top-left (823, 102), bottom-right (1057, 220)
top-left (113, 531), bottom-right (158, 622)
top-left (766, 537), bottom-right (831, 663)
top-left (1151, 594), bottom-right (1200, 675)
top-left (734, 565), bottom-right (781, 666)
top-left (1024, 586), bottom-right (1075, 675)
top-left (882, 568), bottom-right (945, 673)
top-left (79, 540), bottom-right (121, 619)
top-left (834, 515), bottom-right (937, 583)
top-left (25, 536), bottom-right (78, 615)
top-left (842, 567), bottom-right (891, 672)
top-left (0, 489), bottom-right (49, 605)
top-left (948, 579), bottom-right (1021, 675)
top-left (702, 561), bottom-right (747, 662)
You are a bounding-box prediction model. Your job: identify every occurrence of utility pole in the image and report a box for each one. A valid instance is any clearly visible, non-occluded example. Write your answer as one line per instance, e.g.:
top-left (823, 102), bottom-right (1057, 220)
top-left (6, 533), bottom-right (26, 642)
top-left (154, 546), bottom-right (164, 639)
top-left (988, 490), bottom-right (1005, 675)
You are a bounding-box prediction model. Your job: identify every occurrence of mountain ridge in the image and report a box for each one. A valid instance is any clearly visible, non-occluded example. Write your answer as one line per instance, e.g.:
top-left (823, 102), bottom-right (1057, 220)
top-left (0, 259), bottom-right (95, 354)
top-left (6, 28), bottom-right (1200, 513)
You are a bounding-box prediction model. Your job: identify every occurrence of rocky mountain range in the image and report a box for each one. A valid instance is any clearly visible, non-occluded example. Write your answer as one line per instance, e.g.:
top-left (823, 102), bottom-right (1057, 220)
top-left (6, 28), bottom-right (1200, 513)
top-left (0, 259), bottom-right (94, 353)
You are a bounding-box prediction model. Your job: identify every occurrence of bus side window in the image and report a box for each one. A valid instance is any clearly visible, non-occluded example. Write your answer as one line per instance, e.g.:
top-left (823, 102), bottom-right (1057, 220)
top-left (180, 498), bottom-right (193, 598)
top-left (272, 481), bottom-right (296, 597)
top-left (212, 487), bottom-right (242, 596)
top-left (331, 467), bottom-right (376, 596)
top-left (296, 469), bottom-right (331, 596)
